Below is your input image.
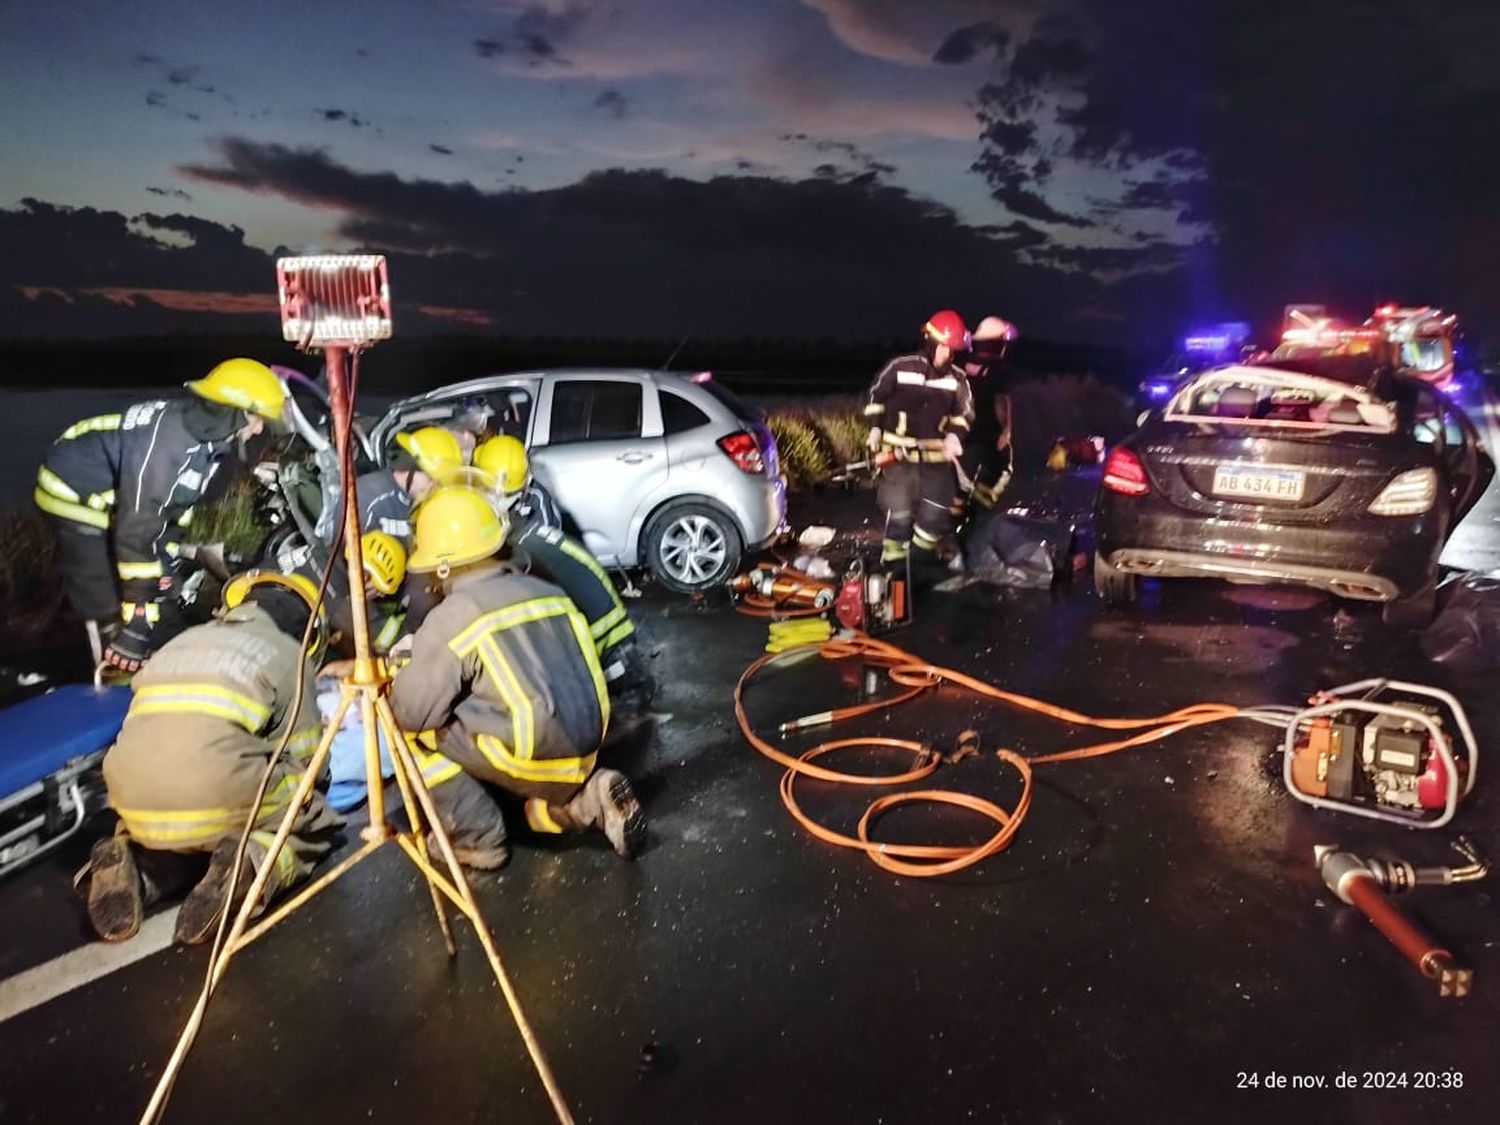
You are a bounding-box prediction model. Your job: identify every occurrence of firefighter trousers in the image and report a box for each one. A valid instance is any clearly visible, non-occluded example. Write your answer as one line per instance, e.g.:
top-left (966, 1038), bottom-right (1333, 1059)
top-left (877, 460), bottom-right (956, 561)
top-left (49, 516), bottom-right (120, 623)
top-left (108, 758), bottom-right (342, 904)
top-left (415, 745), bottom-right (592, 848)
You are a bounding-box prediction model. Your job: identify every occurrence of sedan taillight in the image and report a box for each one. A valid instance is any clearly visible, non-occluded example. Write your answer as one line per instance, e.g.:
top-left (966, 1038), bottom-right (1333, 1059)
top-left (718, 431), bottom-right (765, 474)
top-left (1368, 468), bottom-right (1437, 515)
top-left (1102, 447), bottom-right (1150, 496)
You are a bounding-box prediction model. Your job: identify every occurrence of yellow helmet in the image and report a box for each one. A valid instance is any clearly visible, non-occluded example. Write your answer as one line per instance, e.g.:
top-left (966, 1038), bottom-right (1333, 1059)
top-left (395, 427), bottom-right (464, 479)
top-left (186, 358), bottom-right (286, 420)
top-left (360, 530), bottom-right (407, 595)
top-left (473, 435), bottom-right (529, 493)
top-left (221, 570), bottom-right (328, 656)
top-left (407, 487), bottom-right (508, 575)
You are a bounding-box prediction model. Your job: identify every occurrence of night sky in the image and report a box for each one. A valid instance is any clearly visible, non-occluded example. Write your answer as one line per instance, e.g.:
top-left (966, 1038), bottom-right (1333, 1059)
top-left (3, 0), bottom-right (1498, 348)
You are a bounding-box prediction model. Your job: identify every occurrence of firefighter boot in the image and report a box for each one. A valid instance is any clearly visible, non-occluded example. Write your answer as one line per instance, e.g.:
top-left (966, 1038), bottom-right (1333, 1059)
top-left (174, 839), bottom-right (253, 946)
top-left (85, 836), bottom-right (143, 942)
top-left (543, 770), bottom-right (647, 859)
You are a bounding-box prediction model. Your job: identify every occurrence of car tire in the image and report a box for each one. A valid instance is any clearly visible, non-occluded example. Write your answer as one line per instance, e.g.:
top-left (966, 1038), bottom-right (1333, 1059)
top-left (1093, 551), bottom-right (1139, 607)
top-left (1381, 580), bottom-right (1437, 631)
top-left (643, 501), bottom-right (742, 594)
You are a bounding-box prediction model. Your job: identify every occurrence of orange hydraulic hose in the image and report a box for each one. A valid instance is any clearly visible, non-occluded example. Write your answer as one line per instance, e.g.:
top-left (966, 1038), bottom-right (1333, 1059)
top-left (735, 633), bottom-right (1246, 877)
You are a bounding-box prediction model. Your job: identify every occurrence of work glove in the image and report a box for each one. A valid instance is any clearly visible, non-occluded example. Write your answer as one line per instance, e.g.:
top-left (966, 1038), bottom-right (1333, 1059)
top-left (943, 432), bottom-right (964, 462)
top-left (866, 427), bottom-right (882, 453)
top-left (102, 607), bottom-right (155, 673)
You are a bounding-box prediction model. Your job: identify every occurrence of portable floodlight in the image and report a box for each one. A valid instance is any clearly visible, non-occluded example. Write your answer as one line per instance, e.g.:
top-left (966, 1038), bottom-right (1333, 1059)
top-left (276, 254), bottom-right (392, 348)
top-left (143, 256), bottom-right (577, 1125)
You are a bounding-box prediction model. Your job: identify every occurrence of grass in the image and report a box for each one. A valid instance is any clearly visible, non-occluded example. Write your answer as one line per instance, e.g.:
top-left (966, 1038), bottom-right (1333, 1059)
top-left (766, 374), bottom-right (1133, 489)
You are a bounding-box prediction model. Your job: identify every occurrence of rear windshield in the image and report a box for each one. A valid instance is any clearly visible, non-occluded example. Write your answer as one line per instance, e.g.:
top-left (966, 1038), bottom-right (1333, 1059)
top-left (1168, 373), bottom-right (1396, 432)
top-left (688, 376), bottom-right (764, 423)
top-left (1255, 353), bottom-right (1385, 390)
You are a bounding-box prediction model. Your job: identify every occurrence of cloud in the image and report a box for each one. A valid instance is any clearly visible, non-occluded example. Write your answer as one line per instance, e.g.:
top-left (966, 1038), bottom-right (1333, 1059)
top-left (321, 108), bottom-right (371, 128)
top-left (146, 91), bottom-right (167, 109)
top-left (798, 1), bottom-right (1012, 66)
top-left (933, 21), bottom-right (1009, 65)
top-left (169, 138), bottom-right (1155, 341)
top-left (592, 89), bottom-right (629, 120)
top-left (145, 186), bottom-right (194, 202)
top-left (473, 2), bottom-right (597, 70)
top-left (429, 143), bottom-right (455, 156)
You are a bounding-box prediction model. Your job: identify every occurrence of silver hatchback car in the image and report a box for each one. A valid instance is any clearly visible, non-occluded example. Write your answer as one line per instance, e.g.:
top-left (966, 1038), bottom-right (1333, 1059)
top-left (369, 369), bottom-right (787, 592)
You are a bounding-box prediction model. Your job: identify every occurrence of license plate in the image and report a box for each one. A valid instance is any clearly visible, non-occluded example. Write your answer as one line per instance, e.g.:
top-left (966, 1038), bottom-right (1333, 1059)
top-left (1212, 465), bottom-right (1306, 501)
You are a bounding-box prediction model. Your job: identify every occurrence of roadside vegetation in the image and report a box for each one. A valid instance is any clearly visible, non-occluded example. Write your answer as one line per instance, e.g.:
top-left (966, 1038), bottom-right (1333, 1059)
top-left (767, 373), bottom-right (1133, 490)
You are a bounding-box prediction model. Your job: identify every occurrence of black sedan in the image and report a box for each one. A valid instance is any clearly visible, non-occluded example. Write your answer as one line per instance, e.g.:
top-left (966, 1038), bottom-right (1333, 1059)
top-left (1092, 356), bottom-right (1492, 627)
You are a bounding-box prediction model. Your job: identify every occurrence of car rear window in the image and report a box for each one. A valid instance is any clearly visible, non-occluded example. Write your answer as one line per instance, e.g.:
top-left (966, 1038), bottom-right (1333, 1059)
top-left (1168, 372), bottom-right (1396, 433)
top-left (690, 377), bottom-right (763, 423)
top-left (660, 389), bottom-right (712, 435)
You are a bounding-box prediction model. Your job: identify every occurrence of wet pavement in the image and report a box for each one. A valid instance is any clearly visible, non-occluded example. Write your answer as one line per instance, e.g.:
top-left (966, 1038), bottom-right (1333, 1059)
top-left (3, 483), bottom-right (1499, 1124)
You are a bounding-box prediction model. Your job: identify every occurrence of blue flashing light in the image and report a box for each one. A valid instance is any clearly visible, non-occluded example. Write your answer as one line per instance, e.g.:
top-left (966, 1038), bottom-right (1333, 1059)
top-left (1182, 321), bottom-right (1251, 356)
top-left (1145, 381), bottom-right (1174, 400)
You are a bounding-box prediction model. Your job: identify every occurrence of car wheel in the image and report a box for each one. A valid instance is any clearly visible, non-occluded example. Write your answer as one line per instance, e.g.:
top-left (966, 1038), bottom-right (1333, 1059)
top-left (1093, 551), bottom-right (1138, 607)
top-left (1381, 580), bottom-right (1437, 631)
top-left (643, 501), bottom-right (742, 594)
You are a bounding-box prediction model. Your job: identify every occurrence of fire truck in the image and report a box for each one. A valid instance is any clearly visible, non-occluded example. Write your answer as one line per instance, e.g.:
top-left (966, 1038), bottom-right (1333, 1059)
top-left (1367, 305), bottom-right (1458, 387)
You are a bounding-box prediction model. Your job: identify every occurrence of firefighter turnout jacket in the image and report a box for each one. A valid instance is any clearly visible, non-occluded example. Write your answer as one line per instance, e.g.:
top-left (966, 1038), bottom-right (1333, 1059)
top-left (35, 399), bottom-right (235, 622)
top-left (103, 603), bottom-right (339, 886)
top-left (354, 468), bottom-right (415, 544)
top-left (863, 354), bottom-right (975, 460)
top-left (508, 518), bottom-right (636, 682)
top-left (389, 569), bottom-right (609, 801)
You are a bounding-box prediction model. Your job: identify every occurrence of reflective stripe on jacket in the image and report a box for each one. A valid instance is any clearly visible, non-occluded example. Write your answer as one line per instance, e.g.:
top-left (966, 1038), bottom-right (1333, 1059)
top-left (104, 603), bottom-right (326, 846)
top-left (389, 570), bottom-right (608, 788)
top-left (509, 519), bottom-right (635, 659)
top-left (37, 399), bottom-right (232, 605)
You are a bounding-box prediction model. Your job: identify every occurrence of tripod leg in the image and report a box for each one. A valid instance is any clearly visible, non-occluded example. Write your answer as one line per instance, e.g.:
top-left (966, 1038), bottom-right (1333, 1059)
top-left (374, 696), bottom-right (456, 957)
top-left (385, 729), bottom-right (575, 1125)
top-left (141, 709), bottom-right (343, 1125)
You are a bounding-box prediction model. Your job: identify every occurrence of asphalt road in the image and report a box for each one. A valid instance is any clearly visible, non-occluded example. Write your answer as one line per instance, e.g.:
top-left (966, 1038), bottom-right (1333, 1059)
top-left (3, 455), bottom-right (1500, 1123)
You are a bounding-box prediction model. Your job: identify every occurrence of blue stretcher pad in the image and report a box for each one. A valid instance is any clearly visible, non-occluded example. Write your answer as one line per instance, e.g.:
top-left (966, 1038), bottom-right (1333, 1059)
top-left (0, 684), bottom-right (130, 798)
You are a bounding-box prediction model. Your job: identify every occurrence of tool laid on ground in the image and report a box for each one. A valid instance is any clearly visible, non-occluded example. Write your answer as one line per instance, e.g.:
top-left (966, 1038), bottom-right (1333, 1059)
top-left (731, 554), bottom-right (912, 634)
top-left (1284, 680), bottom-right (1478, 828)
top-left (1315, 838), bottom-right (1489, 997)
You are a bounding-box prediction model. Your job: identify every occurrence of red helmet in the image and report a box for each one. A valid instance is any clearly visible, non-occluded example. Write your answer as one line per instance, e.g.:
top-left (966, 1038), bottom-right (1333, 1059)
top-left (923, 309), bottom-right (970, 352)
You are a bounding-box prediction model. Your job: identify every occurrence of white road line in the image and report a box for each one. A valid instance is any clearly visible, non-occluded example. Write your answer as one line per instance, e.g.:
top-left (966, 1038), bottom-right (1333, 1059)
top-left (0, 906), bottom-right (179, 1025)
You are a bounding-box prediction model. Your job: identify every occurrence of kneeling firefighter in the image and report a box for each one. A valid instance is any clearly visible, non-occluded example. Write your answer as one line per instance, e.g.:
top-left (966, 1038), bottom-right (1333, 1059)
top-left (86, 572), bottom-right (341, 946)
top-left (34, 359), bottom-right (288, 671)
top-left (474, 435), bottom-right (653, 712)
top-left (389, 488), bottom-right (646, 870)
top-left (863, 310), bottom-right (975, 576)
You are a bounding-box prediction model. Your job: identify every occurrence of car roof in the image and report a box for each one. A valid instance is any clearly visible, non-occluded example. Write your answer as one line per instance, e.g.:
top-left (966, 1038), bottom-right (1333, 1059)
top-left (386, 367), bottom-right (686, 410)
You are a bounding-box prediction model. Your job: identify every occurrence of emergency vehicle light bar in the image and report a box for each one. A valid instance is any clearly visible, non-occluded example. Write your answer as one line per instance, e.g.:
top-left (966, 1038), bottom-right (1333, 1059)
top-left (276, 255), bottom-right (393, 348)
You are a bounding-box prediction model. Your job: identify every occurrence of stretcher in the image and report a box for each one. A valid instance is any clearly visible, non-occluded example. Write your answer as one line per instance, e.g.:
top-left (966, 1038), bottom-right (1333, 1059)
top-left (0, 683), bottom-right (129, 878)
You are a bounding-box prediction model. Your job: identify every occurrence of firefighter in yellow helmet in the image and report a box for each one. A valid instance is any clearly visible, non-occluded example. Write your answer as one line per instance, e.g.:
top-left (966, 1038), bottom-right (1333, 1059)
top-left (34, 358), bottom-right (287, 671)
top-left (85, 571), bottom-right (341, 945)
top-left (389, 487), bottom-right (646, 870)
top-left (317, 428), bottom-right (460, 656)
top-left (472, 435), bottom-right (652, 715)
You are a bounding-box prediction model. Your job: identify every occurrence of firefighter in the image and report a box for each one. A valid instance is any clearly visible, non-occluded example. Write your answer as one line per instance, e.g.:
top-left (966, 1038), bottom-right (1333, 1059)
top-left (34, 359), bottom-right (287, 672)
top-left (956, 315), bottom-right (1019, 517)
top-left (389, 488), bottom-right (646, 870)
top-left (85, 572), bottom-right (340, 945)
top-left (863, 310), bottom-right (975, 575)
top-left (474, 435), bottom-right (652, 712)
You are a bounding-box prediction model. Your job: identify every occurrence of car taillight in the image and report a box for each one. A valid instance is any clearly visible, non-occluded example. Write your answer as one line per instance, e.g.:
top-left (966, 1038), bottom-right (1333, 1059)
top-left (1368, 468), bottom-right (1436, 515)
top-left (1102, 447), bottom-right (1149, 496)
top-left (718, 431), bottom-right (764, 474)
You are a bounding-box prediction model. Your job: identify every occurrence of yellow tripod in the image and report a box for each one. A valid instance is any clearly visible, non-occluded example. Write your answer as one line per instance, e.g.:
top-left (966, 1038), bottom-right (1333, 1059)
top-left (140, 344), bottom-right (574, 1124)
